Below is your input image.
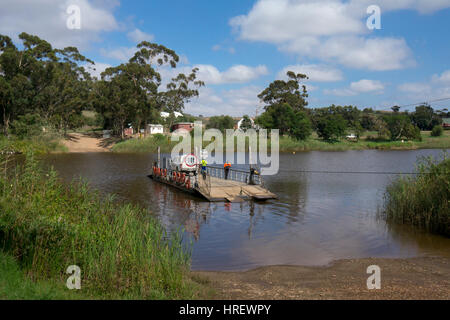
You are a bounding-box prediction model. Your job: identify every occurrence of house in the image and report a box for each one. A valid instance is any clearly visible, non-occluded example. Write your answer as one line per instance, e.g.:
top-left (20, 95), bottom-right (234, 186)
top-left (148, 124), bottom-right (164, 135)
top-left (171, 122), bottom-right (194, 132)
top-left (443, 118), bottom-right (450, 129)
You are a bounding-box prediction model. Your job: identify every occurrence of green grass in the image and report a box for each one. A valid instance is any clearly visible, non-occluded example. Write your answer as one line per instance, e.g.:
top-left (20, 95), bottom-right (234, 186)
top-left (0, 152), bottom-right (200, 299)
top-left (0, 251), bottom-right (88, 300)
top-left (111, 130), bottom-right (450, 154)
top-left (0, 135), bottom-right (67, 154)
top-left (383, 153), bottom-right (450, 236)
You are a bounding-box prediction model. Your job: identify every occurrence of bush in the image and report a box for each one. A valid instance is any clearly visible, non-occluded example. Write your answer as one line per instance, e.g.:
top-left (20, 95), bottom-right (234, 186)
top-left (431, 125), bottom-right (443, 137)
top-left (383, 154), bottom-right (450, 236)
top-left (11, 114), bottom-right (43, 139)
top-left (316, 115), bottom-right (347, 141)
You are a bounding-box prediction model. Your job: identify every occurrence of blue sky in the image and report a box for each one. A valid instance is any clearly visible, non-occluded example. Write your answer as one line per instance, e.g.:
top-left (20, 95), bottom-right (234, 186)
top-left (1, 0), bottom-right (450, 116)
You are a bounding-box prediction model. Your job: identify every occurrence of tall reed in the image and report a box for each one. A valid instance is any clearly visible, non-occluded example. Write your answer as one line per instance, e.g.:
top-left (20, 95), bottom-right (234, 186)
top-left (0, 152), bottom-right (195, 299)
top-left (383, 153), bottom-right (449, 236)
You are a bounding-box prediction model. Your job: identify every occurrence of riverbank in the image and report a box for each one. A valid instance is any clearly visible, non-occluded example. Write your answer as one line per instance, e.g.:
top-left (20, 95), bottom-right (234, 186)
top-left (111, 130), bottom-right (450, 153)
top-left (0, 154), bottom-right (199, 299)
top-left (195, 257), bottom-right (450, 300)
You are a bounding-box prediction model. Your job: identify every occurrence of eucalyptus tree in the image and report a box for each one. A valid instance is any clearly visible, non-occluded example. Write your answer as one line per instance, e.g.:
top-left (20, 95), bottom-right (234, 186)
top-left (162, 67), bottom-right (205, 128)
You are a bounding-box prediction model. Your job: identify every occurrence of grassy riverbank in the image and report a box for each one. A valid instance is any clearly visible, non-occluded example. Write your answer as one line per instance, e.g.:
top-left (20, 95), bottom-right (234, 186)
top-left (0, 153), bottom-right (199, 299)
top-left (111, 130), bottom-right (450, 153)
top-left (0, 135), bottom-right (67, 154)
top-left (384, 154), bottom-right (450, 236)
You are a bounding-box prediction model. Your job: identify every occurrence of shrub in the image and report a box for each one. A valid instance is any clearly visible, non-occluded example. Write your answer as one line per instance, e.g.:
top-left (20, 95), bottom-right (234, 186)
top-left (383, 154), bottom-right (450, 236)
top-left (431, 125), bottom-right (443, 137)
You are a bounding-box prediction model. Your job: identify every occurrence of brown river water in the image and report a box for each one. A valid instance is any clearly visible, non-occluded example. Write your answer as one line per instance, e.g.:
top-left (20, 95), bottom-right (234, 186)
top-left (42, 149), bottom-right (450, 271)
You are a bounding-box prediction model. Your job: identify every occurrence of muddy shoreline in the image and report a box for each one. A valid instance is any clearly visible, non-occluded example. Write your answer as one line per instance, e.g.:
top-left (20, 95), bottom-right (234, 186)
top-left (193, 257), bottom-right (450, 300)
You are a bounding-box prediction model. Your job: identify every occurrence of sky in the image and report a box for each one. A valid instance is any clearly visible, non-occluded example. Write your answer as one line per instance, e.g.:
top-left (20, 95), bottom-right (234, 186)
top-left (1, 0), bottom-right (450, 117)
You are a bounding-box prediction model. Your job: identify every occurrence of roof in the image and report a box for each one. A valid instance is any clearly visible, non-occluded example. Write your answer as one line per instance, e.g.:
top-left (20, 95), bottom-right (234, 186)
top-left (443, 118), bottom-right (450, 124)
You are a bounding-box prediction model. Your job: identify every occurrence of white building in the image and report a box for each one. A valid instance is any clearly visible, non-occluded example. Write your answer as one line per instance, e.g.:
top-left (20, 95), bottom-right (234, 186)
top-left (148, 124), bottom-right (164, 135)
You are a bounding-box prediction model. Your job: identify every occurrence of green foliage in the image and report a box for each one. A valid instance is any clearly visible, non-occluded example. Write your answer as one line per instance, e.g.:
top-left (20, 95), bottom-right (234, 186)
top-left (240, 115), bottom-right (253, 131)
top-left (412, 105), bottom-right (442, 131)
top-left (316, 115), bottom-right (347, 141)
top-left (431, 125), bottom-right (444, 137)
top-left (256, 103), bottom-right (312, 140)
top-left (384, 154), bottom-right (450, 236)
top-left (383, 114), bottom-right (421, 141)
top-left (0, 153), bottom-right (196, 299)
top-left (11, 114), bottom-right (43, 139)
top-left (258, 71), bottom-right (309, 111)
top-left (206, 115), bottom-right (235, 132)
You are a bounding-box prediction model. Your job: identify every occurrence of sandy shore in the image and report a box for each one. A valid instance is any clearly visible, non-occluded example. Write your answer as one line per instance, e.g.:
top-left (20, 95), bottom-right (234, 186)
top-left (61, 132), bottom-right (113, 152)
top-left (194, 257), bottom-right (450, 300)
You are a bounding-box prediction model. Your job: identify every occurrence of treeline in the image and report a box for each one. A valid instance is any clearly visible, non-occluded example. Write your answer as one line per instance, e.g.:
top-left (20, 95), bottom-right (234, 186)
top-left (0, 33), bottom-right (203, 139)
top-left (255, 72), bottom-right (448, 142)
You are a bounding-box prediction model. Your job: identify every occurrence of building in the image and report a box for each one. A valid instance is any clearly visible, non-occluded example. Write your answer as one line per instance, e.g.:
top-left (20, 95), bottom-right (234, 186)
top-left (171, 122), bottom-right (194, 132)
top-left (148, 124), bottom-right (164, 135)
top-left (443, 118), bottom-right (450, 129)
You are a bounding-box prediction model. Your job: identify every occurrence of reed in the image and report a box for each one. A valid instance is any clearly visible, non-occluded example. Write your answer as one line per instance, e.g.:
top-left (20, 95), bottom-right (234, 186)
top-left (383, 153), bottom-right (450, 236)
top-left (0, 152), bottom-right (196, 299)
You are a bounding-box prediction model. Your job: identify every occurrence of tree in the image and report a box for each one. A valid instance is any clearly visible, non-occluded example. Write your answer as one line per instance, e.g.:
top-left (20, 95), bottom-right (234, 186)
top-left (240, 115), bottom-right (253, 131)
top-left (162, 68), bottom-right (204, 129)
top-left (258, 71), bottom-right (309, 112)
top-left (316, 115), bottom-right (347, 141)
top-left (383, 114), bottom-right (421, 141)
top-left (391, 105), bottom-right (400, 113)
top-left (206, 115), bottom-right (235, 132)
top-left (256, 103), bottom-right (311, 140)
top-left (412, 104), bottom-right (441, 131)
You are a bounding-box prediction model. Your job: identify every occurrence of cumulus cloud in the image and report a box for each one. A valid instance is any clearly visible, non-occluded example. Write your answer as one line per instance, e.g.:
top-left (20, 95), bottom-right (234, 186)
top-left (0, 0), bottom-right (119, 49)
top-left (127, 28), bottom-right (154, 43)
top-left (324, 79), bottom-right (385, 96)
top-left (277, 64), bottom-right (343, 82)
top-left (230, 0), bottom-right (450, 70)
top-left (100, 46), bottom-right (137, 62)
top-left (161, 64), bottom-right (269, 86)
top-left (186, 86), bottom-right (263, 116)
top-left (84, 62), bottom-right (112, 79)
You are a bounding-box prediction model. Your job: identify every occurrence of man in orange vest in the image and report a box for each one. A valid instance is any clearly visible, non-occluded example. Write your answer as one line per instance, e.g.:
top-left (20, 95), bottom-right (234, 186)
top-left (224, 161), bottom-right (231, 180)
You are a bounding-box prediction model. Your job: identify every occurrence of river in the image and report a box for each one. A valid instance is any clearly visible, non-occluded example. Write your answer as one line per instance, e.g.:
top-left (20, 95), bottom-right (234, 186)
top-left (43, 149), bottom-right (450, 271)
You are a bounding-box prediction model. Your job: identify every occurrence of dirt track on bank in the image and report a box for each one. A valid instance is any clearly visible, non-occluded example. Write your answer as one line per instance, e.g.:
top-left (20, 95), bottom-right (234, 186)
top-left (194, 257), bottom-right (450, 300)
top-left (61, 132), bottom-right (114, 152)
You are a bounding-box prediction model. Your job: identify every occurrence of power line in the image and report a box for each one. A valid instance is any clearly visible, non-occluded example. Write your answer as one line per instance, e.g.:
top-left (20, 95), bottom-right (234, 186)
top-left (278, 169), bottom-right (425, 175)
top-left (396, 97), bottom-right (450, 109)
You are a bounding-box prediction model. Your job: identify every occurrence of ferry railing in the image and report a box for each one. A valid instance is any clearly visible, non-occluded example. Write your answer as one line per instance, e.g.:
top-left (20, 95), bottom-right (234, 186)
top-left (205, 165), bottom-right (263, 186)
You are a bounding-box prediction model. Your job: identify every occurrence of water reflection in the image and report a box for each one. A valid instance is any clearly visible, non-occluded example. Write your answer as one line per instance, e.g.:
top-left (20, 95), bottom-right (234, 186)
top-left (43, 149), bottom-right (450, 271)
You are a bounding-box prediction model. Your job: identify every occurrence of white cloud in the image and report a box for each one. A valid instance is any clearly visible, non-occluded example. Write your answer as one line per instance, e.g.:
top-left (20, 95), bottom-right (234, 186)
top-left (350, 79), bottom-right (384, 93)
top-left (0, 0), bottom-right (119, 49)
top-left (277, 64), bottom-right (343, 82)
top-left (186, 86), bottom-right (263, 116)
top-left (127, 28), bottom-right (154, 43)
top-left (324, 79), bottom-right (384, 96)
top-left (84, 62), bottom-right (112, 79)
top-left (396, 70), bottom-right (450, 106)
top-left (100, 46), bottom-right (137, 62)
top-left (229, 0), bottom-right (449, 70)
top-left (163, 64), bottom-right (269, 85)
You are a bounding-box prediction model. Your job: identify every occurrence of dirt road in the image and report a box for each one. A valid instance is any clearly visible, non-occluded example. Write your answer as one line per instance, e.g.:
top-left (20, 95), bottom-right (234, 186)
top-left (61, 132), bottom-right (112, 153)
top-left (194, 257), bottom-right (450, 300)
